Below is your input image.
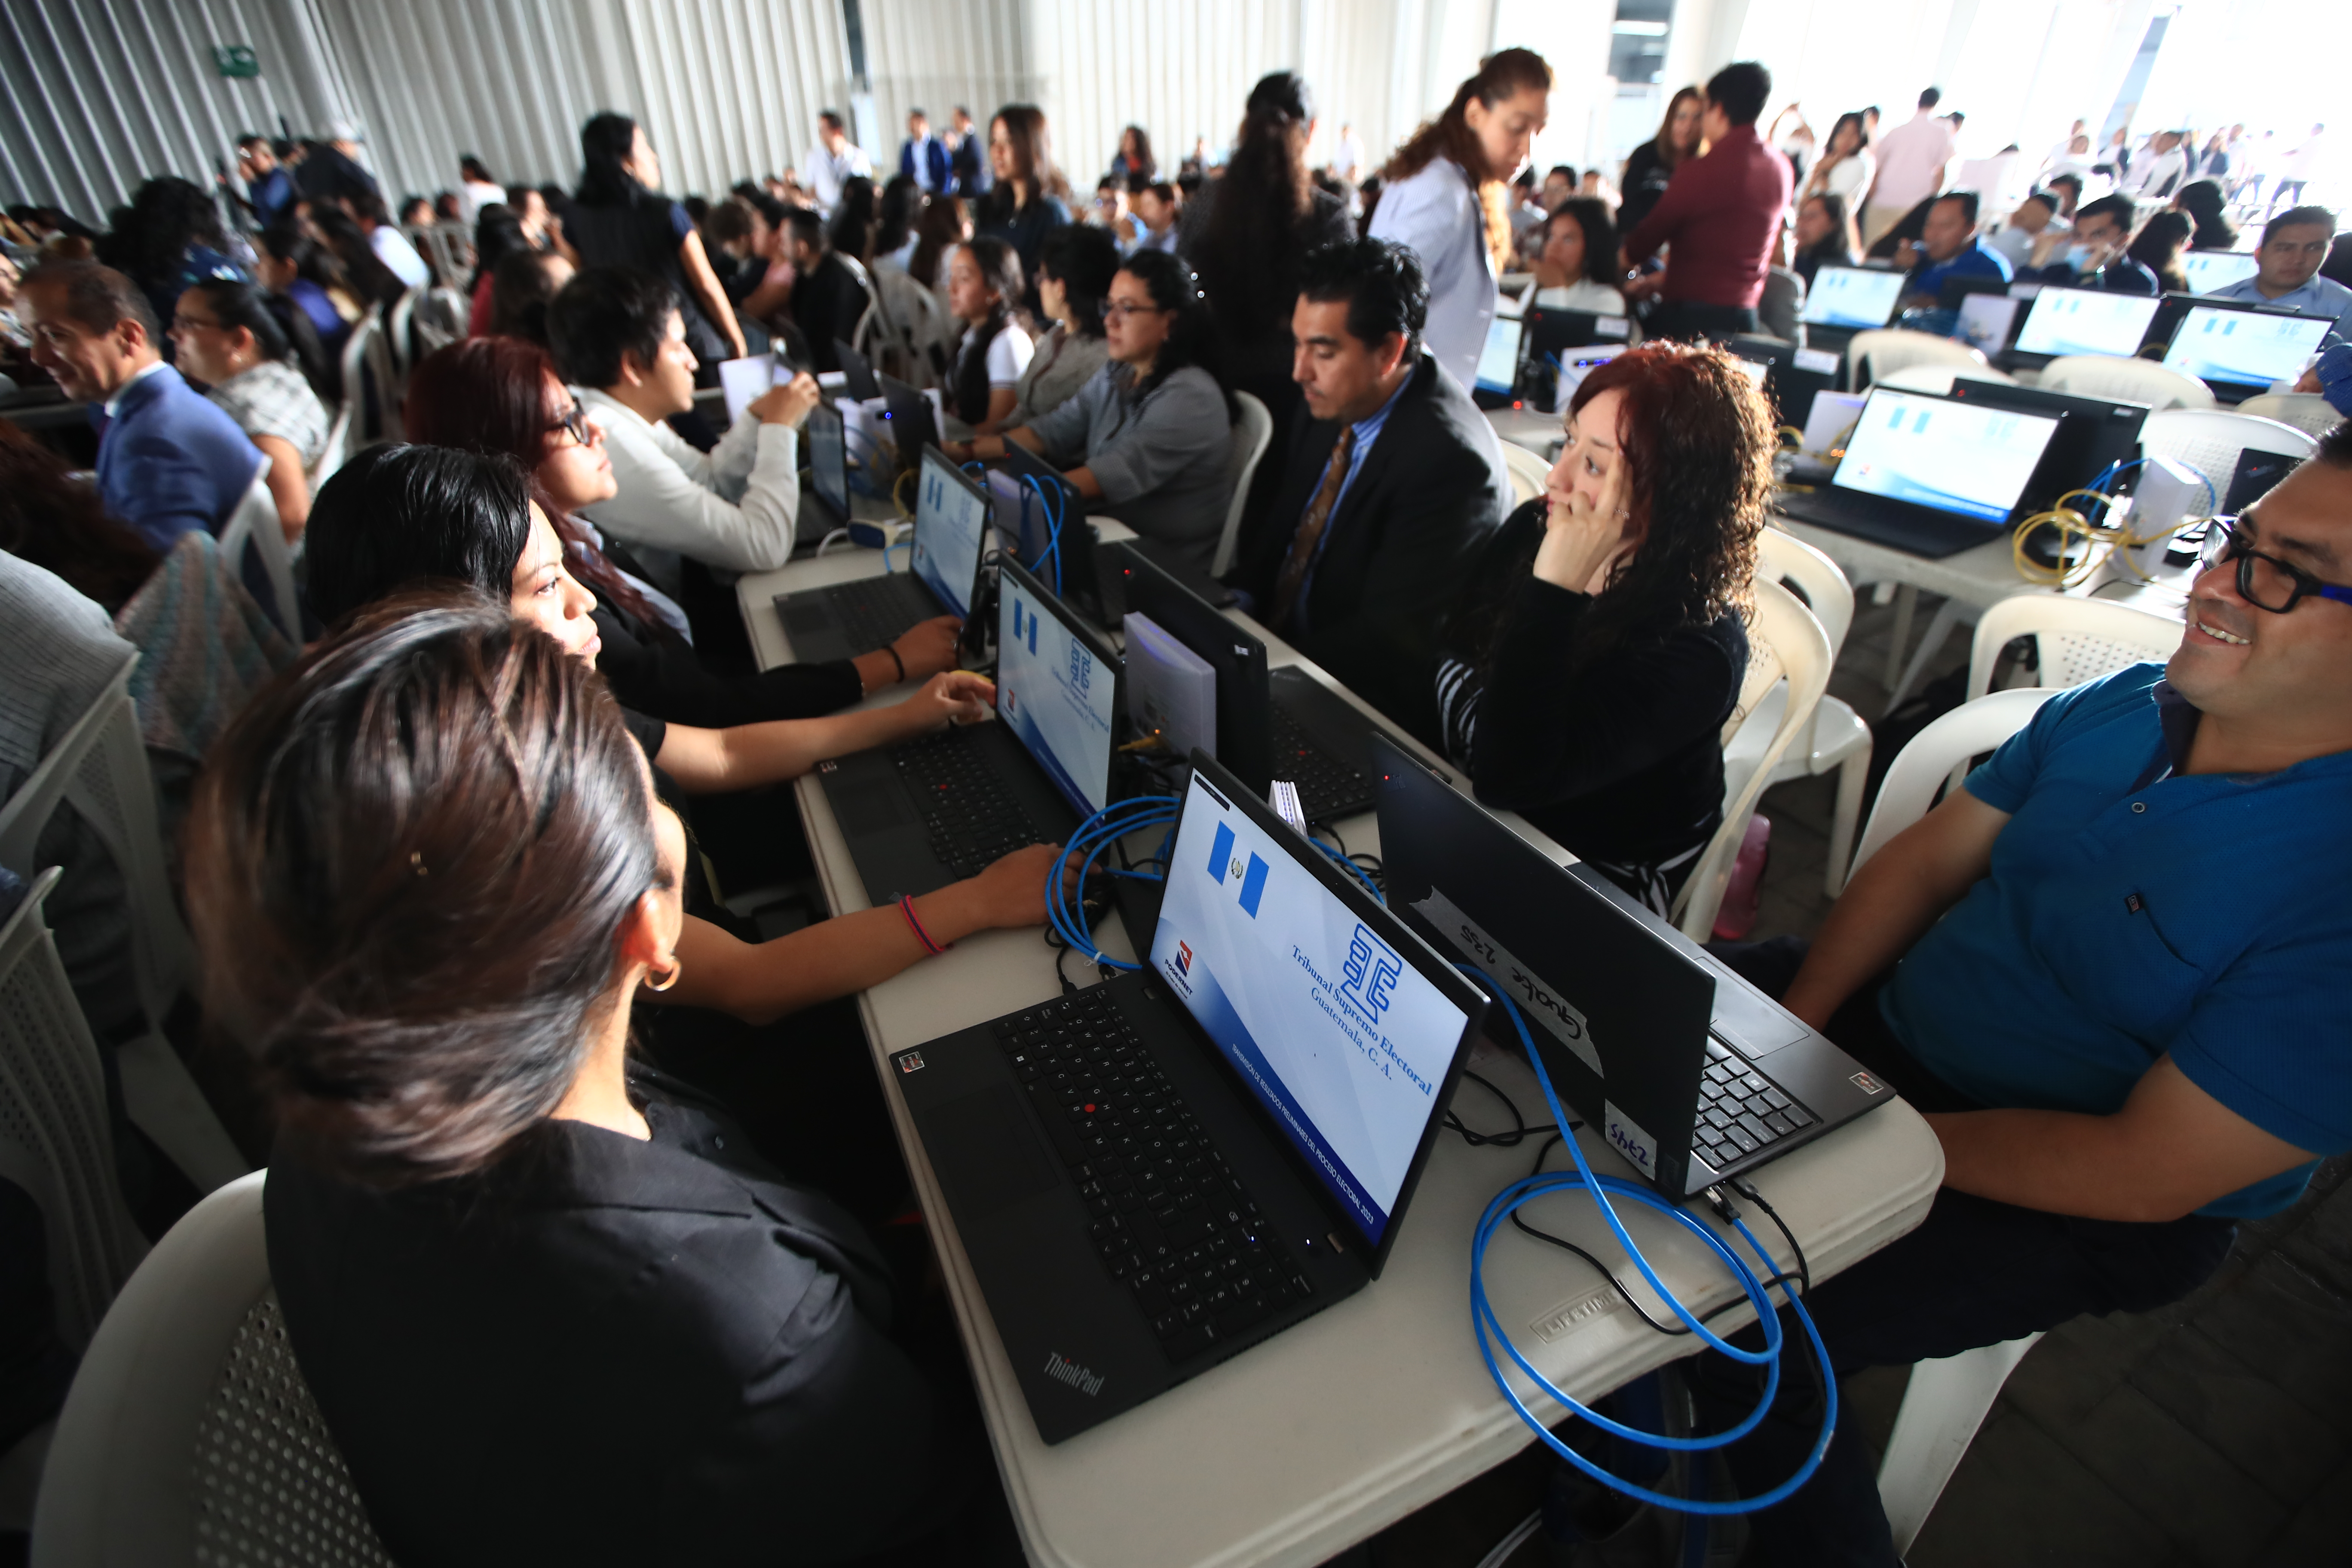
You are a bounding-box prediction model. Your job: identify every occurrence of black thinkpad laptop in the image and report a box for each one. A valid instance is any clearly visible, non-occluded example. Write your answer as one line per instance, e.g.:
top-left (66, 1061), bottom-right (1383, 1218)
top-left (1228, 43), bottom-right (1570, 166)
top-left (880, 372), bottom-right (941, 478)
top-left (817, 557), bottom-right (1120, 900)
top-left (833, 337), bottom-right (882, 401)
top-left (1107, 542), bottom-right (1396, 823)
top-left (1998, 285), bottom-right (2162, 374)
top-left (890, 750), bottom-right (1487, 1441)
top-left (773, 444), bottom-right (987, 663)
top-left (1374, 737), bottom-right (1891, 1196)
top-left (1776, 386), bottom-right (2063, 557)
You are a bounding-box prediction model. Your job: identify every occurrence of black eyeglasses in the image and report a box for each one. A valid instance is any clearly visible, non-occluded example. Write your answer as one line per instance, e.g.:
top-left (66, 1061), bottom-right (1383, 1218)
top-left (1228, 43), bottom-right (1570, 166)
top-left (2197, 517), bottom-right (2352, 614)
top-left (548, 398), bottom-right (597, 447)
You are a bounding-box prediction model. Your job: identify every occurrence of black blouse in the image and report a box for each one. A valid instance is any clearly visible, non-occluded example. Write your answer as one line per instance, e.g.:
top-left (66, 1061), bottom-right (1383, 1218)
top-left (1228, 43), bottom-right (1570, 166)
top-left (1435, 502), bottom-right (1747, 899)
top-left (593, 605), bottom-right (863, 729)
top-left (266, 1072), bottom-right (988, 1566)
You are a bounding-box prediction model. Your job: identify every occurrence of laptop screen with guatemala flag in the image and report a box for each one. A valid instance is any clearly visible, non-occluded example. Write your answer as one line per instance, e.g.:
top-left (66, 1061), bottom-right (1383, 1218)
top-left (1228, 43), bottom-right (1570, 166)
top-left (1148, 767), bottom-right (1475, 1251)
top-left (995, 558), bottom-right (1119, 817)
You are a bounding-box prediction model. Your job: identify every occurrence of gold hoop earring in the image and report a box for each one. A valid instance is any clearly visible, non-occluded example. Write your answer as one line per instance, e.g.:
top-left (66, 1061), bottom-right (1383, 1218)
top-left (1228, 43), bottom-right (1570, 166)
top-left (646, 958), bottom-right (683, 992)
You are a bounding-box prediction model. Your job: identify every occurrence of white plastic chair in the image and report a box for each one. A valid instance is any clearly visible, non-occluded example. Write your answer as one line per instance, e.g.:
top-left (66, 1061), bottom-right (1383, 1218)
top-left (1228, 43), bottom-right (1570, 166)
top-left (1876, 362), bottom-right (2017, 395)
top-left (1842, 686), bottom-right (2055, 1555)
top-left (311, 398), bottom-right (352, 490)
top-left (1847, 331), bottom-right (1988, 393)
top-left (1964, 594), bottom-right (2185, 702)
top-left (1751, 528), bottom-right (1874, 894)
top-left (2233, 392), bottom-right (2341, 439)
top-left (2038, 355), bottom-right (2216, 411)
top-left (385, 288), bottom-right (420, 387)
top-left (1498, 440), bottom-right (1551, 508)
top-left (0, 867), bottom-right (149, 1352)
top-left (0, 652), bottom-right (249, 1197)
top-left (1210, 391), bottom-right (1275, 579)
top-left (337, 309), bottom-right (399, 448)
top-left (2139, 408), bottom-right (2317, 503)
top-left (215, 457), bottom-right (301, 640)
top-left (31, 1170), bottom-right (399, 1567)
top-left (1672, 578), bottom-right (1832, 941)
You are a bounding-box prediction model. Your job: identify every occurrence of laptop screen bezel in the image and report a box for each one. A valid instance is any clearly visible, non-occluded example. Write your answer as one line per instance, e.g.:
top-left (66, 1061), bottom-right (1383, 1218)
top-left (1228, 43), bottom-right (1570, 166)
top-left (806, 399), bottom-right (849, 522)
top-left (1162, 748), bottom-right (1488, 1275)
top-left (1800, 266), bottom-right (1906, 328)
top-left (914, 444), bottom-right (992, 619)
top-left (1108, 541), bottom-right (1274, 796)
top-left (993, 555), bottom-right (1124, 818)
top-left (1829, 387), bottom-right (2064, 525)
top-left (2159, 304), bottom-right (2334, 390)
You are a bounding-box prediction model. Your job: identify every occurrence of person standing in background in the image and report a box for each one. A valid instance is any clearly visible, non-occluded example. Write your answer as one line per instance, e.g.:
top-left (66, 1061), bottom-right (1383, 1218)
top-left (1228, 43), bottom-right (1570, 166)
top-left (1368, 48), bottom-right (1553, 391)
top-left (1331, 122), bottom-right (1367, 186)
top-left (973, 105), bottom-right (1072, 312)
top-left (567, 113), bottom-right (746, 371)
top-left (2269, 124), bottom-right (2327, 215)
top-left (898, 109), bottom-right (950, 195)
top-left (1620, 61), bottom-right (1792, 340)
top-left (457, 156), bottom-right (506, 225)
top-left (802, 111), bottom-right (873, 217)
top-left (1803, 112), bottom-right (1875, 209)
top-left (948, 107), bottom-right (991, 197)
top-left (1617, 87), bottom-right (1705, 237)
top-left (1862, 88), bottom-right (1957, 248)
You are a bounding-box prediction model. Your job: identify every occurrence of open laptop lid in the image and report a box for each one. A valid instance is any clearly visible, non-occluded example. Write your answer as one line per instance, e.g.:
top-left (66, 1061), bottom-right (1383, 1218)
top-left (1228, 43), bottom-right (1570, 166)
top-left (1150, 750), bottom-right (1487, 1273)
top-left (833, 337), bottom-right (881, 401)
top-left (2161, 304), bottom-right (2332, 393)
top-left (1954, 293), bottom-right (2024, 357)
top-left (1801, 266), bottom-right (1907, 330)
top-left (1831, 387), bottom-right (2063, 526)
top-left (1947, 377), bottom-right (2149, 512)
top-left (913, 444), bottom-right (991, 619)
top-left (1370, 735), bottom-right (1715, 1193)
top-left (2012, 285), bottom-right (2162, 358)
top-left (1473, 314), bottom-right (1526, 400)
top-left (2179, 251), bottom-right (2260, 295)
top-left (1107, 542), bottom-right (1274, 795)
top-left (879, 372), bottom-right (941, 466)
top-left (995, 557), bottom-right (1123, 818)
top-left (804, 399), bottom-right (851, 531)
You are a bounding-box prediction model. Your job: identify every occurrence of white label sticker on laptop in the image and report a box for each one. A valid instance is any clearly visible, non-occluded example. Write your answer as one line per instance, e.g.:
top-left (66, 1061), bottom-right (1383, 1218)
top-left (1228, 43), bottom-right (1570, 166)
top-left (1595, 315), bottom-right (1632, 340)
top-left (1409, 886), bottom-right (1602, 1079)
top-left (1793, 346), bottom-right (1841, 377)
top-left (1603, 1101), bottom-right (1660, 1179)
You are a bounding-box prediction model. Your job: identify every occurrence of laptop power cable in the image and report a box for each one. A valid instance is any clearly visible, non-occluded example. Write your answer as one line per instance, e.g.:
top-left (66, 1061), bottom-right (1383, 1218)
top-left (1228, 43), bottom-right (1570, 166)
top-left (1462, 966), bottom-right (1837, 1516)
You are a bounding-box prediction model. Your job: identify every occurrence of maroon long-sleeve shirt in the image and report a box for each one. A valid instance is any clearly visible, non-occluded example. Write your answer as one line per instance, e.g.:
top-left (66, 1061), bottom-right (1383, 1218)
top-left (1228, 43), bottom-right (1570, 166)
top-left (1623, 125), bottom-right (1793, 310)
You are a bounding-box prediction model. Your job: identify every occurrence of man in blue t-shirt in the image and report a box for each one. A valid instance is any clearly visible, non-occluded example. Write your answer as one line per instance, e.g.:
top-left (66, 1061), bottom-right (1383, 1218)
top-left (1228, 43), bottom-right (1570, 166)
top-left (1694, 426), bottom-right (2352, 1565)
top-left (1896, 189), bottom-right (2012, 313)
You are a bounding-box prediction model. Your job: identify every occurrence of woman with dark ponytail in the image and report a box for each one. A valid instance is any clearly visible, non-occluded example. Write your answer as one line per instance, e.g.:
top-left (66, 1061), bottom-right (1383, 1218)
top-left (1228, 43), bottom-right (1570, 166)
top-left (1370, 48), bottom-right (1553, 390)
top-left (942, 236), bottom-right (1031, 433)
top-left (1180, 72), bottom-right (1354, 438)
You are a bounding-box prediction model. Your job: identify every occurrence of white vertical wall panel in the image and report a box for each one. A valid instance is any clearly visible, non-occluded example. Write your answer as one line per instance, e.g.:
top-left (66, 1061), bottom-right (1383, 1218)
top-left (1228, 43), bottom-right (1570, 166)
top-left (0, 0), bottom-right (345, 219)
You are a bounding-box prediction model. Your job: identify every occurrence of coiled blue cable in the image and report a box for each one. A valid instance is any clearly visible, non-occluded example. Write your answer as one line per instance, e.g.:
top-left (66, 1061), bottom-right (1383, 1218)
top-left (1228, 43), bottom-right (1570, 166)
top-left (1461, 965), bottom-right (1837, 1513)
top-left (1044, 796), bottom-right (1181, 970)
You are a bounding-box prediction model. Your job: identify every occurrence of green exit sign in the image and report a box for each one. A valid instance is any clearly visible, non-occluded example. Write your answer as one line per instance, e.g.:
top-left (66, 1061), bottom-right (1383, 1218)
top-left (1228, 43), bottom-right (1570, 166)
top-left (211, 44), bottom-right (259, 78)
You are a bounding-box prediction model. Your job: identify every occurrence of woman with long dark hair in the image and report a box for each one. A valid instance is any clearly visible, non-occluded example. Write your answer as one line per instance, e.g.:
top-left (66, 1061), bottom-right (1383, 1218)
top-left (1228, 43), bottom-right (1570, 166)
top-left (949, 248), bottom-right (1235, 568)
top-left (1803, 111), bottom-right (1875, 208)
top-left (1791, 191), bottom-right (1862, 286)
top-left (1008, 224), bottom-right (1118, 426)
top-left (2171, 178), bottom-right (2239, 251)
top-left (1618, 86), bottom-right (1706, 235)
top-left (307, 203), bottom-right (408, 310)
top-left (466, 204), bottom-right (530, 333)
top-left (169, 278), bottom-right (331, 538)
top-left (1531, 197), bottom-right (1625, 314)
top-left (908, 193), bottom-right (969, 292)
top-left (873, 174), bottom-right (922, 271)
top-left (1109, 125), bottom-right (1155, 183)
top-left (2127, 209), bottom-right (2193, 293)
top-left (1369, 48), bottom-right (1553, 390)
top-left (193, 596), bottom-right (1033, 1564)
top-left (943, 237), bottom-right (1031, 432)
top-left (1180, 72), bottom-right (1353, 435)
top-left (973, 105), bottom-right (1070, 307)
top-left (1434, 341), bottom-right (1766, 914)
top-left (827, 175), bottom-right (879, 263)
top-left (401, 337), bottom-right (873, 726)
top-left (568, 111), bottom-right (745, 371)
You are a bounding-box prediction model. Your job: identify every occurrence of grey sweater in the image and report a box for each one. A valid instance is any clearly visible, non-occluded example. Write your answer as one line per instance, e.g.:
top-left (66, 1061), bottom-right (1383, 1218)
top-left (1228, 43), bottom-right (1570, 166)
top-left (1023, 361), bottom-right (1234, 570)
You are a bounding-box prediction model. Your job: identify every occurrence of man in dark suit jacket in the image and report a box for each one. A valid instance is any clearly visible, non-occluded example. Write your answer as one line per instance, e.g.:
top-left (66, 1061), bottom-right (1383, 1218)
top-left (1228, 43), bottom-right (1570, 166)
top-left (1230, 238), bottom-right (1512, 745)
top-left (21, 260), bottom-right (260, 553)
top-left (898, 108), bottom-right (952, 194)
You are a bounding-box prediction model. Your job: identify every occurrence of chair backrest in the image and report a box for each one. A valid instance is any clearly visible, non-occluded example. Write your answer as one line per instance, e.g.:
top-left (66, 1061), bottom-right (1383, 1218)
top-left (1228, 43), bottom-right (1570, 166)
top-left (1211, 392), bottom-right (1276, 578)
top-left (2233, 392), bottom-right (2342, 439)
top-left (385, 288), bottom-right (420, 381)
top-left (311, 398), bottom-right (352, 490)
top-left (410, 287), bottom-right (470, 359)
top-left (2038, 355), bottom-right (2217, 411)
top-left (2138, 408), bottom-right (2318, 506)
top-left (1756, 524), bottom-right (1855, 656)
top-left (32, 1169), bottom-right (399, 1567)
top-left (1876, 362), bottom-right (2016, 394)
top-left (1498, 440), bottom-right (1551, 509)
top-left (0, 653), bottom-right (133, 881)
top-left (0, 867), bottom-right (146, 1351)
top-left (1966, 593), bottom-right (2186, 701)
top-left (1674, 577), bottom-right (1833, 940)
top-left (1758, 266), bottom-right (1807, 345)
top-left (865, 266), bottom-right (959, 389)
top-left (337, 309), bottom-right (398, 448)
top-left (214, 459), bottom-right (301, 640)
top-left (1847, 688), bottom-right (2057, 882)
top-left (1848, 330), bottom-right (1988, 393)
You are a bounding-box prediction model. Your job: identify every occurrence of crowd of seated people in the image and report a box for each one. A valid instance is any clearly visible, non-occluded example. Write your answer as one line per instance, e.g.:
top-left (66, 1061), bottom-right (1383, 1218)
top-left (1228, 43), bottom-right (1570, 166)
top-left (3, 72), bottom-right (2349, 1568)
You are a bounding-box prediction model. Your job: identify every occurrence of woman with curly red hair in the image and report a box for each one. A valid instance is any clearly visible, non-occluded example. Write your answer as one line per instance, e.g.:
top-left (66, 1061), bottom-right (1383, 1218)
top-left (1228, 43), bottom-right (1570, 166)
top-left (1434, 340), bottom-right (1770, 912)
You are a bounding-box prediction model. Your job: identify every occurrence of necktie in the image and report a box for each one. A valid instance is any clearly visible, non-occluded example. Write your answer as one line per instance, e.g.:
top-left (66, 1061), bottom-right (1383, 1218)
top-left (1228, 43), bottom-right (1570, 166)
top-left (1271, 426), bottom-right (1356, 627)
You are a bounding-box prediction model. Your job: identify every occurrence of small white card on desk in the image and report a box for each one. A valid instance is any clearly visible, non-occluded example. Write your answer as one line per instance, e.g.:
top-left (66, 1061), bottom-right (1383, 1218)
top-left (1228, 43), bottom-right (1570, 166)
top-left (1793, 346), bottom-right (1841, 377)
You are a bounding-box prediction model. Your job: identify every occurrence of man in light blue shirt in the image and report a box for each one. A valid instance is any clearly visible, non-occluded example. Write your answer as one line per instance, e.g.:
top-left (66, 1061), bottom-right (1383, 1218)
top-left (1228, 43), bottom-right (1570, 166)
top-left (2210, 203), bottom-right (2352, 342)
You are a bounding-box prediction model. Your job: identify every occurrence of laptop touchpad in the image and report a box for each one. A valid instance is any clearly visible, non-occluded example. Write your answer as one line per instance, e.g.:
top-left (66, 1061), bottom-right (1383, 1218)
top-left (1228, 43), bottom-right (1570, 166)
top-left (925, 1084), bottom-right (1062, 1218)
top-left (832, 783), bottom-right (913, 836)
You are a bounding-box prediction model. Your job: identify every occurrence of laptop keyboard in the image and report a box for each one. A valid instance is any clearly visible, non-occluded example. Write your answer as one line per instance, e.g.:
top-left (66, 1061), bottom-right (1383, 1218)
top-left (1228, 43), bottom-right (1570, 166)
top-left (1270, 704), bottom-right (1373, 822)
top-left (994, 988), bottom-right (1313, 1365)
top-left (1694, 1038), bottom-right (1814, 1170)
top-left (892, 728), bottom-right (1048, 878)
top-left (789, 575), bottom-right (928, 655)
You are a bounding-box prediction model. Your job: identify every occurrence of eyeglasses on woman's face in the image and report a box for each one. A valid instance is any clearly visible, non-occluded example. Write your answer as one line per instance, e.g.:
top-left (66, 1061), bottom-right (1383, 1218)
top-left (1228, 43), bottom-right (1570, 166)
top-left (548, 397), bottom-right (598, 447)
top-left (1098, 298), bottom-right (1166, 323)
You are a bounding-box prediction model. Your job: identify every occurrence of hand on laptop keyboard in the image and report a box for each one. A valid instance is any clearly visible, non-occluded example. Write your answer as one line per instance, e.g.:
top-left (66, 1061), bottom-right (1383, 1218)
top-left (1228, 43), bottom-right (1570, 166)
top-left (884, 614), bottom-right (966, 682)
top-left (894, 671), bottom-right (997, 735)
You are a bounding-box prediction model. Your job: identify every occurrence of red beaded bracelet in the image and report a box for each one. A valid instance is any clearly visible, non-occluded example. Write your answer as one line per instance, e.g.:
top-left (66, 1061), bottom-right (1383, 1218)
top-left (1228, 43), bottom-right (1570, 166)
top-left (899, 894), bottom-right (947, 955)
